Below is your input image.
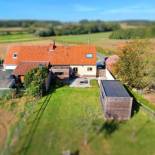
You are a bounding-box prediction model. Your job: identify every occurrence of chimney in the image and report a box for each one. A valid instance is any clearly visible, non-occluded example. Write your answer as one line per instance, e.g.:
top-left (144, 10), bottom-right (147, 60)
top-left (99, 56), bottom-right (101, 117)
top-left (49, 40), bottom-right (56, 52)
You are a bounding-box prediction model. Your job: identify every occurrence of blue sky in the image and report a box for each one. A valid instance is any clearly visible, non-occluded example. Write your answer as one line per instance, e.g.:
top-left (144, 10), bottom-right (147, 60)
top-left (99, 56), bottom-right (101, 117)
top-left (0, 0), bottom-right (155, 21)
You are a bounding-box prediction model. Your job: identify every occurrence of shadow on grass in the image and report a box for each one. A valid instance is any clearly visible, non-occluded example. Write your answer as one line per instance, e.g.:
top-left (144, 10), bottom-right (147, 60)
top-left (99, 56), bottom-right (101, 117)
top-left (14, 79), bottom-right (66, 155)
top-left (96, 120), bottom-right (119, 138)
top-left (124, 85), bottom-right (141, 117)
top-left (71, 150), bottom-right (79, 155)
top-left (16, 94), bottom-right (52, 155)
top-left (88, 120), bottom-right (120, 144)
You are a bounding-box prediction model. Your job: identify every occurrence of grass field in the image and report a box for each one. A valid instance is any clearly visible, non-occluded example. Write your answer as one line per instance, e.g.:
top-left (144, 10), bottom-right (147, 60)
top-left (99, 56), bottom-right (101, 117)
top-left (52, 32), bottom-right (111, 44)
top-left (0, 32), bottom-right (111, 44)
top-left (0, 33), bottom-right (42, 43)
top-left (0, 32), bottom-right (113, 58)
top-left (9, 81), bottom-right (155, 155)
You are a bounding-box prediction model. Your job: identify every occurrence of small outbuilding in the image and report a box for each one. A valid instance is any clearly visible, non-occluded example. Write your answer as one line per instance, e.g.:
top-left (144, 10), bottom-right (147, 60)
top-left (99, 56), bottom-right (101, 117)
top-left (100, 80), bottom-right (133, 120)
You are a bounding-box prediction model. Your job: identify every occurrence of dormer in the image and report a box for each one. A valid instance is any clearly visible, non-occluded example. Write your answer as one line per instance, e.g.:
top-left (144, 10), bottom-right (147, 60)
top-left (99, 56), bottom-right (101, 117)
top-left (13, 52), bottom-right (18, 59)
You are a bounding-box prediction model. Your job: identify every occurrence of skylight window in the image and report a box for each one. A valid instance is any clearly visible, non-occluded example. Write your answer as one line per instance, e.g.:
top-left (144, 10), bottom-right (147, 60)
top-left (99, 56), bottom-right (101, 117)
top-left (86, 53), bottom-right (93, 58)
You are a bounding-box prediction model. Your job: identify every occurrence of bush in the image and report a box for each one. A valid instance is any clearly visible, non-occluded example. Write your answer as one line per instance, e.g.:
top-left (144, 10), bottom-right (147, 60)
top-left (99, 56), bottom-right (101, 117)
top-left (35, 28), bottom-right (55, 37)
top-left (0, 31), bottom-right (11, 35)
top-left (109, 27), bottom-right (155, 39)
top-left (24, 66), bottom-right (48, 97)
top-left (109, 28), bottom-right (149, 39)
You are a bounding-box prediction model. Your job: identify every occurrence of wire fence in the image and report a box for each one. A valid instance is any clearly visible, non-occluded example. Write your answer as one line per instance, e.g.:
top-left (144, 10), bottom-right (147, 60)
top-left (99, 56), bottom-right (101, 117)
top-left (140, 102), bottom-right (155, 119)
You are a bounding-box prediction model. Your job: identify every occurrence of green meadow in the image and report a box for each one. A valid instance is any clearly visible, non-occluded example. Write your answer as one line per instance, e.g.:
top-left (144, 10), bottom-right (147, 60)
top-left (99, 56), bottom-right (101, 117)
top-left (10, 81), bottom-right (155, 155)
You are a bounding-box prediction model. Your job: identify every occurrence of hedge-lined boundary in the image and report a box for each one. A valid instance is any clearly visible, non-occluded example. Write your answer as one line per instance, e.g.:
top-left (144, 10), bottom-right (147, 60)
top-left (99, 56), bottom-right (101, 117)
top-left (131, 90), bottom-right (155, 117)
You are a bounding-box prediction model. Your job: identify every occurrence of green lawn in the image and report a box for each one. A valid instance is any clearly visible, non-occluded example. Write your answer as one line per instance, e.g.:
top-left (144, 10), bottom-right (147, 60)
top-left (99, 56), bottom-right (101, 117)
top-left (0, 33), bottom-right (41, 43)
top-left (52, 32), bottom-right (111, 44)
top-left (0, 32), bottom-right (111, 44)
top-left (11, 81), bottom-right (155, 155)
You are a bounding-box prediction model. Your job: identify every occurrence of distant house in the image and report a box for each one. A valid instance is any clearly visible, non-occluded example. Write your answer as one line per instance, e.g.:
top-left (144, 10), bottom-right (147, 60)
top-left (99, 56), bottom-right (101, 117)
top-left (100, 80), bottom-right (133, 120)
top-left (4, 44), bottom-right (97, 80)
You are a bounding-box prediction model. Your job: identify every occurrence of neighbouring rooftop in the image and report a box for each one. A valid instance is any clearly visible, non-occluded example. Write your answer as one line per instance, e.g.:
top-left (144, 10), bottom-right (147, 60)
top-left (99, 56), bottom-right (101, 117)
top-left (13, 62), bottom-right (48, 76)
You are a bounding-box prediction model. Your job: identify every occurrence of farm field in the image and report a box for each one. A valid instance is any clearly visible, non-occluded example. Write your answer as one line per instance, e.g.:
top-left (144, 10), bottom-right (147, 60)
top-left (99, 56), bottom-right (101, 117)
top-left (0, 32), bottom-right (112, 58)
top-left (0, 32), bottom-right (111, 44)
top-left (0, 33), bottom-right (41, 43)
top-left (1, 32), bottom-right (155, 56)
top-left (8, 81), bottom-right (155, 155)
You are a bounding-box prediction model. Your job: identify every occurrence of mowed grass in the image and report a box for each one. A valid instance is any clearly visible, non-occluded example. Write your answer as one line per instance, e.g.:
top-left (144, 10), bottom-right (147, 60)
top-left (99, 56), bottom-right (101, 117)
top-left (0, 32), bottom-right (111, 44)
top-left (12, 81), bottom-right (155, 155)
top-left (0, 33), bottom-right (41, 43)
top-left (52, 32), bottom-right (111, 44)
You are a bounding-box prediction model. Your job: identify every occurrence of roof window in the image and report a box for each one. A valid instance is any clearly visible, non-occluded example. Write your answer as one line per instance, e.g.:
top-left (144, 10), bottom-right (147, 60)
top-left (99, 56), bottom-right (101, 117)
top-left (86, 53), bottom-right (93, 58)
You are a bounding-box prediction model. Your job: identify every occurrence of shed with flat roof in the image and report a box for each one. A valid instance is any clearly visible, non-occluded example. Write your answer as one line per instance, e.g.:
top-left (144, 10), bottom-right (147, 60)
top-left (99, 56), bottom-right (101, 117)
top-left (100, 80), bottom-right (133, 120)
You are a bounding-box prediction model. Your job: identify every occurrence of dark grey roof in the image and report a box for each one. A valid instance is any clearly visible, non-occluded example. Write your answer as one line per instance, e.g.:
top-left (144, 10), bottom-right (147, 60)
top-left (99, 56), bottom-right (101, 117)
top-left (101, 80), bottom-right (130, 97)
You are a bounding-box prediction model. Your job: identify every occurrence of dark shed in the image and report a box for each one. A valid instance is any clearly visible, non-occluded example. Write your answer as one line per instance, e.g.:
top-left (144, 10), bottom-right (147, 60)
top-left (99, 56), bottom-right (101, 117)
top-left (100, 80), bottom-right (133, 120)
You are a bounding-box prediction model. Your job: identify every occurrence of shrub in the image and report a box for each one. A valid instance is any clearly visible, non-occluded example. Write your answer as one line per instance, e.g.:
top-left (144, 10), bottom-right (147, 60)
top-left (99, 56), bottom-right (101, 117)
top-left (35, 28), bottom-right (55, 37)
top-left (109, 28), bottom-right (155, 39)
top-left (24, 66), bottom-right (48, 97)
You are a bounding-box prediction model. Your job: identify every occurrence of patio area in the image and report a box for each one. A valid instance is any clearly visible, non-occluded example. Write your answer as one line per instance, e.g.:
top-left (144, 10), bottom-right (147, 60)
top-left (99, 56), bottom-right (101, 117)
top-left (69, 77), bottom-right (95, 88)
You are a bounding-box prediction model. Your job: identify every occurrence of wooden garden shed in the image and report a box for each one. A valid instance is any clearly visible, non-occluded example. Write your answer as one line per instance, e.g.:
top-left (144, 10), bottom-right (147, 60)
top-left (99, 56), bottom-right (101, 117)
top-left (100, 80), bottom-right (133, 120)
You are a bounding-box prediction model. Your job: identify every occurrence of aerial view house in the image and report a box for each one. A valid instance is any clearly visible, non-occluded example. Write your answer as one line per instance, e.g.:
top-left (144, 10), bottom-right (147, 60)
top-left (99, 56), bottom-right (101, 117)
top-left (100, 80), bottom-right (133, 120)
top-left (3, 43), bottom-right (97, 81)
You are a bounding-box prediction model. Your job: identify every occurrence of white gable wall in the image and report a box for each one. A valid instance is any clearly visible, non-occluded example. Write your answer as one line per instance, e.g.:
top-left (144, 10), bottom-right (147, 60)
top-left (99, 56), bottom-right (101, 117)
top-left (3, 64), bottom-right (17, 70)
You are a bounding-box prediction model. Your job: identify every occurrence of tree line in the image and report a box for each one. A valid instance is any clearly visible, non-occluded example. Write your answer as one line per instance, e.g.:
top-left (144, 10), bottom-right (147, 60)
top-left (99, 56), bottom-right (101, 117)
top-left (0, 20), bottom-right (120, 37)
top-left (110, 26), bottom-right (155, 39)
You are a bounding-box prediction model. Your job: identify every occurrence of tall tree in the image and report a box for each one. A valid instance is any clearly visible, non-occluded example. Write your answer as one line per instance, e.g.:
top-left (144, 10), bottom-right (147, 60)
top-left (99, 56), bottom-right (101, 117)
top-left (117, 40), bottom-right (149, 89)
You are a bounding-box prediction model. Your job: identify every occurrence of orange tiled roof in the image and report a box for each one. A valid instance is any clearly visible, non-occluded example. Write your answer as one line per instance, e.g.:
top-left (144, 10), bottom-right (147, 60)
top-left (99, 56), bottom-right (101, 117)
top-left (4, 44), bottom-right (96, 66)
top-left (13, 62), bottom-right (48, 76)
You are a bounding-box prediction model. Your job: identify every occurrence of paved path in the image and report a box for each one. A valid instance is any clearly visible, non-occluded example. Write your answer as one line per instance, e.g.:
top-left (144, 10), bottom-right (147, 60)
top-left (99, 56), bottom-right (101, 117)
top-left (70, 78), bottom-right (91, 88)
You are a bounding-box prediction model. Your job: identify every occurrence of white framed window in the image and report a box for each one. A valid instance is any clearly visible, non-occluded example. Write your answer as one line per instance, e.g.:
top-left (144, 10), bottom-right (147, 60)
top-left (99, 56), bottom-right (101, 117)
top-left (86, 53), bottom-right (93, 58)
top-left (13, 53), bottom-right (18, 59)
top-left (87, 67), bottom-right (93, 71)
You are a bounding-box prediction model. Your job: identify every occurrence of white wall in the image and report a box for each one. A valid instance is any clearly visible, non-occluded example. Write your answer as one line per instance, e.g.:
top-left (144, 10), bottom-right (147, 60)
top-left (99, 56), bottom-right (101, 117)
top-left (70, 65), bottom-right (96, 77)
top-left (105, 69), bottom-right (115, 80)
top-left (3, 64), bottom-right (17, 70)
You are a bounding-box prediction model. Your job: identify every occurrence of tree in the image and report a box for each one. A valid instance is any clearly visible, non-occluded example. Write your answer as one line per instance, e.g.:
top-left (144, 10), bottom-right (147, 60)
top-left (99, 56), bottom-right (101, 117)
top-left (24, 66), bottom-right (48, 97)
top-left (35, 28), bottom-right (55, 37)
top-left (116, 40), bottom-right (150, 89)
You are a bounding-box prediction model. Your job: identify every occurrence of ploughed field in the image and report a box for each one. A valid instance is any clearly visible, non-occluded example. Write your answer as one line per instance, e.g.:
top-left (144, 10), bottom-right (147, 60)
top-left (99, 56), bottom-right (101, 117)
top-left (10, 81), bottom-right (155, 155)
